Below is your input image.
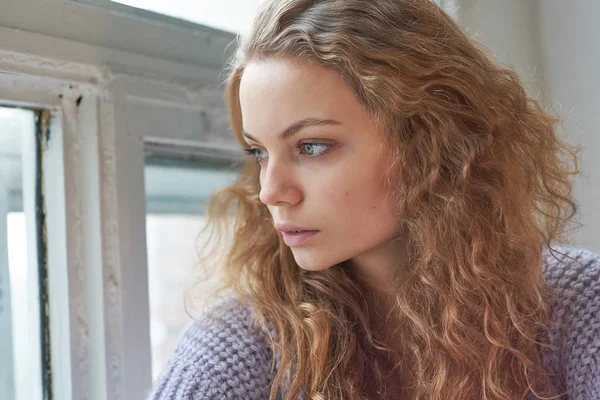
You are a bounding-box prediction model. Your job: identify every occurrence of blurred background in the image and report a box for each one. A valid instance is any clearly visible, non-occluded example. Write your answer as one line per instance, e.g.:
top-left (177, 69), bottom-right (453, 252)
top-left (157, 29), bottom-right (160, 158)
top-left (0, 1), bottom-right (598, 399)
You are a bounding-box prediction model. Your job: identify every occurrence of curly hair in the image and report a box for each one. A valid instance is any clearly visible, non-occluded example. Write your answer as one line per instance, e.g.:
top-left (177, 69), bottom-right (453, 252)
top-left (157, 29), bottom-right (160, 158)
top-left (189, 0), bottom-right (582, 398)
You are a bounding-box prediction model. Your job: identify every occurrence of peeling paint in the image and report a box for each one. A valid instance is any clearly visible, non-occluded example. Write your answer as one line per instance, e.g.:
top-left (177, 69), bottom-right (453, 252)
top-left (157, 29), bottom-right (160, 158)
top-left (35, 108), bottom-right (54, 400)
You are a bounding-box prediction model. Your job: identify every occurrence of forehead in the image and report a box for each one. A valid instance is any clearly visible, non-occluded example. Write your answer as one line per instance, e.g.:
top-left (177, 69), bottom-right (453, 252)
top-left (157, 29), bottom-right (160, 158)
top-left (239, 58), bottom-right (342, 99)
top-left (238, 58), bottom-right (369, 134)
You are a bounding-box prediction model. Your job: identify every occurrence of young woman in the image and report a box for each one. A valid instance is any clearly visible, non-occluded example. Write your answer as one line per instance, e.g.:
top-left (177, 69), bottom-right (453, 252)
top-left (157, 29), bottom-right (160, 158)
top-left (148, 0), bottom-right (600, 399)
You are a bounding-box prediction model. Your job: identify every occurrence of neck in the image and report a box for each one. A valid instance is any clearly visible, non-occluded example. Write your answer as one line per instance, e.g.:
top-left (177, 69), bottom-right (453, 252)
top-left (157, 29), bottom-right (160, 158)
top-left (347, 231), bottom-right (417, 398)
top-left (350, 229), bottom-right (411, 299)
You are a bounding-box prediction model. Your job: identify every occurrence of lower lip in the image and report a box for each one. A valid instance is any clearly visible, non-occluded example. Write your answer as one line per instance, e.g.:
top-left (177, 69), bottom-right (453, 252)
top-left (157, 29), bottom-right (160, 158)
top-left (281, 230), bottom-right (320, 247)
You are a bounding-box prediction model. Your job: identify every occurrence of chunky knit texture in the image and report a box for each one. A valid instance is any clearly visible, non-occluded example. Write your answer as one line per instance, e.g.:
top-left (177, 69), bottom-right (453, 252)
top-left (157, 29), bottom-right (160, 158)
top-left (147, 247), bottom-right (600, 399)
top-left (147, 299), bottom-right (276, 399)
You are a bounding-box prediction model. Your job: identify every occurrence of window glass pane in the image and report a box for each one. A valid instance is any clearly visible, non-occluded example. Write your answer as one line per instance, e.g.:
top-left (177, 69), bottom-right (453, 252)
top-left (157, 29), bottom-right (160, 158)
top-left (112, 0), bottom-right (266, 34)
top-left (0, 107), bottom-right (43, 400)
top-left (145, 156), bottom-right (238, 382)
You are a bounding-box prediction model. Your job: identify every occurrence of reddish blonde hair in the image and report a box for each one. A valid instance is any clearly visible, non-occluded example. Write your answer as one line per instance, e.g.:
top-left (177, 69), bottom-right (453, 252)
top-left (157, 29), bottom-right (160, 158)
top-left (192, 0), bottom-right (581, 398)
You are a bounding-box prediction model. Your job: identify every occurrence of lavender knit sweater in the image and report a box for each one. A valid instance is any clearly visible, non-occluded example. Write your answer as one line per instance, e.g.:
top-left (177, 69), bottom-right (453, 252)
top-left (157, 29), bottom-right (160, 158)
top-left (147, 247), bottom-right (600, 399)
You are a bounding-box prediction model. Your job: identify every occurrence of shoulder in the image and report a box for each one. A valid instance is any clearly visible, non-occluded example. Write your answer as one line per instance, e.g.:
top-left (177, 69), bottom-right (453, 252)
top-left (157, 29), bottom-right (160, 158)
top-left (146, 297), bottom-right (276, 400)
top-left (541, 246), bottom-right (600, 328)
top-left (542, 246), bottom-right (600, 289)
top-left (539, 246), bottom-right (600, 398)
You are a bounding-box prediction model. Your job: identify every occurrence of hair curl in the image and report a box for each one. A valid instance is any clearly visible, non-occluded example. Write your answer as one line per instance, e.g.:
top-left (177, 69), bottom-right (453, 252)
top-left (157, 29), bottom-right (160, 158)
top-left (190, 0), bottom-right (582, 399)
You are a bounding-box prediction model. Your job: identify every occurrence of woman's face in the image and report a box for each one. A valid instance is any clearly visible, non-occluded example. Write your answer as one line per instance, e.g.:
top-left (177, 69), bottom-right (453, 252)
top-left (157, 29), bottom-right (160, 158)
top-left (239, 58), bottom-right (402, 272)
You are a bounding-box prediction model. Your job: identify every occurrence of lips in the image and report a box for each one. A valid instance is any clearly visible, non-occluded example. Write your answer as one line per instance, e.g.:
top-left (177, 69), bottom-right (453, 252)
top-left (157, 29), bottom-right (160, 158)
top-left (280, 230), bottom-right (320, 247)
top-left (275, 223), bottom-right (320, 247)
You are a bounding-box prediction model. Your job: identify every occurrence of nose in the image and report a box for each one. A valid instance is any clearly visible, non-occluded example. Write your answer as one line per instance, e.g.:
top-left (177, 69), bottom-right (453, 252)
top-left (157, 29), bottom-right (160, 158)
top-left (258, 158), bottom-right (302, 206)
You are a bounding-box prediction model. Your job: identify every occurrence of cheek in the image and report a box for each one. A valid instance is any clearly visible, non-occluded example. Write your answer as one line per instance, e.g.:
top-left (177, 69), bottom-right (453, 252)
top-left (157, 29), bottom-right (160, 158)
top-left (311, 156), bottom-right (392, 218)
top-left (339, 164), bottom-right (388, 206)
top-left (340, 168), bottom-right (395, 227)
top-left (322, 182), bottom-right (386, 224)
top-left (311, 171), bottom-right (351, 204)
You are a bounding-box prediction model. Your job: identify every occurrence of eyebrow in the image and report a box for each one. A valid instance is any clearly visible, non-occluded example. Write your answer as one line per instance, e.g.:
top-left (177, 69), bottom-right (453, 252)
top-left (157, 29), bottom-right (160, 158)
top-left (242, 118), bottom-right (342, 143)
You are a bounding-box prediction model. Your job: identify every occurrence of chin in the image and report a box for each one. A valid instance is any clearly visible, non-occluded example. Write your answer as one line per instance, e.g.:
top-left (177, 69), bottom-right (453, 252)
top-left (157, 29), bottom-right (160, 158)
top-left (291, 252), bottom-right (336, 272)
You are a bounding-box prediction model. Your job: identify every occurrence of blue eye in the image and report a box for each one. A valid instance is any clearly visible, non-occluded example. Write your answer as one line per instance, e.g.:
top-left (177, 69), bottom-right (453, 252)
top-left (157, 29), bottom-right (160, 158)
top-left (301, 143), bottom-right (329, 156)
top-left (244, 142), bottom-right (331, 164)
top-left (244, 148), bottom-right (268, 162)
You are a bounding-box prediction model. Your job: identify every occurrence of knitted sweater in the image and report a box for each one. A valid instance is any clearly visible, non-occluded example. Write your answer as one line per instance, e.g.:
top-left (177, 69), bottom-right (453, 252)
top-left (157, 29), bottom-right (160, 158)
top-left (147, 247), bottom-right (600, 399)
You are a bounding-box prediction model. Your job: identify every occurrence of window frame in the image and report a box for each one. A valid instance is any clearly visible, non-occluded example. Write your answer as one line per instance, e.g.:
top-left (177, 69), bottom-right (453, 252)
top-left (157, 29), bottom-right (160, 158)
top-left (0, 1), bottom-right (241, 398)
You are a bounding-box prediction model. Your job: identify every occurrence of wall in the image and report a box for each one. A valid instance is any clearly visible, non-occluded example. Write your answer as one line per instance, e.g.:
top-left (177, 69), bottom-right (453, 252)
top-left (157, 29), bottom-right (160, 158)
top-left (454, 0), bottom-right (600, 252)
top-left (456, 0), bottom-right (547, 98)
top-left (537, 0), bottom-right (600, 252)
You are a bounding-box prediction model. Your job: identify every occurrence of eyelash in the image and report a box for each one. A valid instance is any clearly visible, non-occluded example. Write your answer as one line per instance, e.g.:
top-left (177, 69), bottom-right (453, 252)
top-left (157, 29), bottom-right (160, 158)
top-left (244, 142), bottom-right (331, 164)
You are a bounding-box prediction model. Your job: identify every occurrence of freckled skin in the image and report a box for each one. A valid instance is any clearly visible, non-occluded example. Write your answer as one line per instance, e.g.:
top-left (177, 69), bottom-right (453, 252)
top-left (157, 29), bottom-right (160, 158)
top-left (239, 58), bottom-right (405, 290)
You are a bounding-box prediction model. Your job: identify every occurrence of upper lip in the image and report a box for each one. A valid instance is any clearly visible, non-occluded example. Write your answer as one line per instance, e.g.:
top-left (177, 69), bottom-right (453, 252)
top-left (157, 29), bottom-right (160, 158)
top-left (275, 222), bottom-right (318, 232)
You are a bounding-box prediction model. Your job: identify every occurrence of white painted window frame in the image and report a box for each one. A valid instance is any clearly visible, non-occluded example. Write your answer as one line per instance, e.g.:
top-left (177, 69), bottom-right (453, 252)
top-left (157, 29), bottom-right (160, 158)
top-left (0, 1), bottom-right (240, 399)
